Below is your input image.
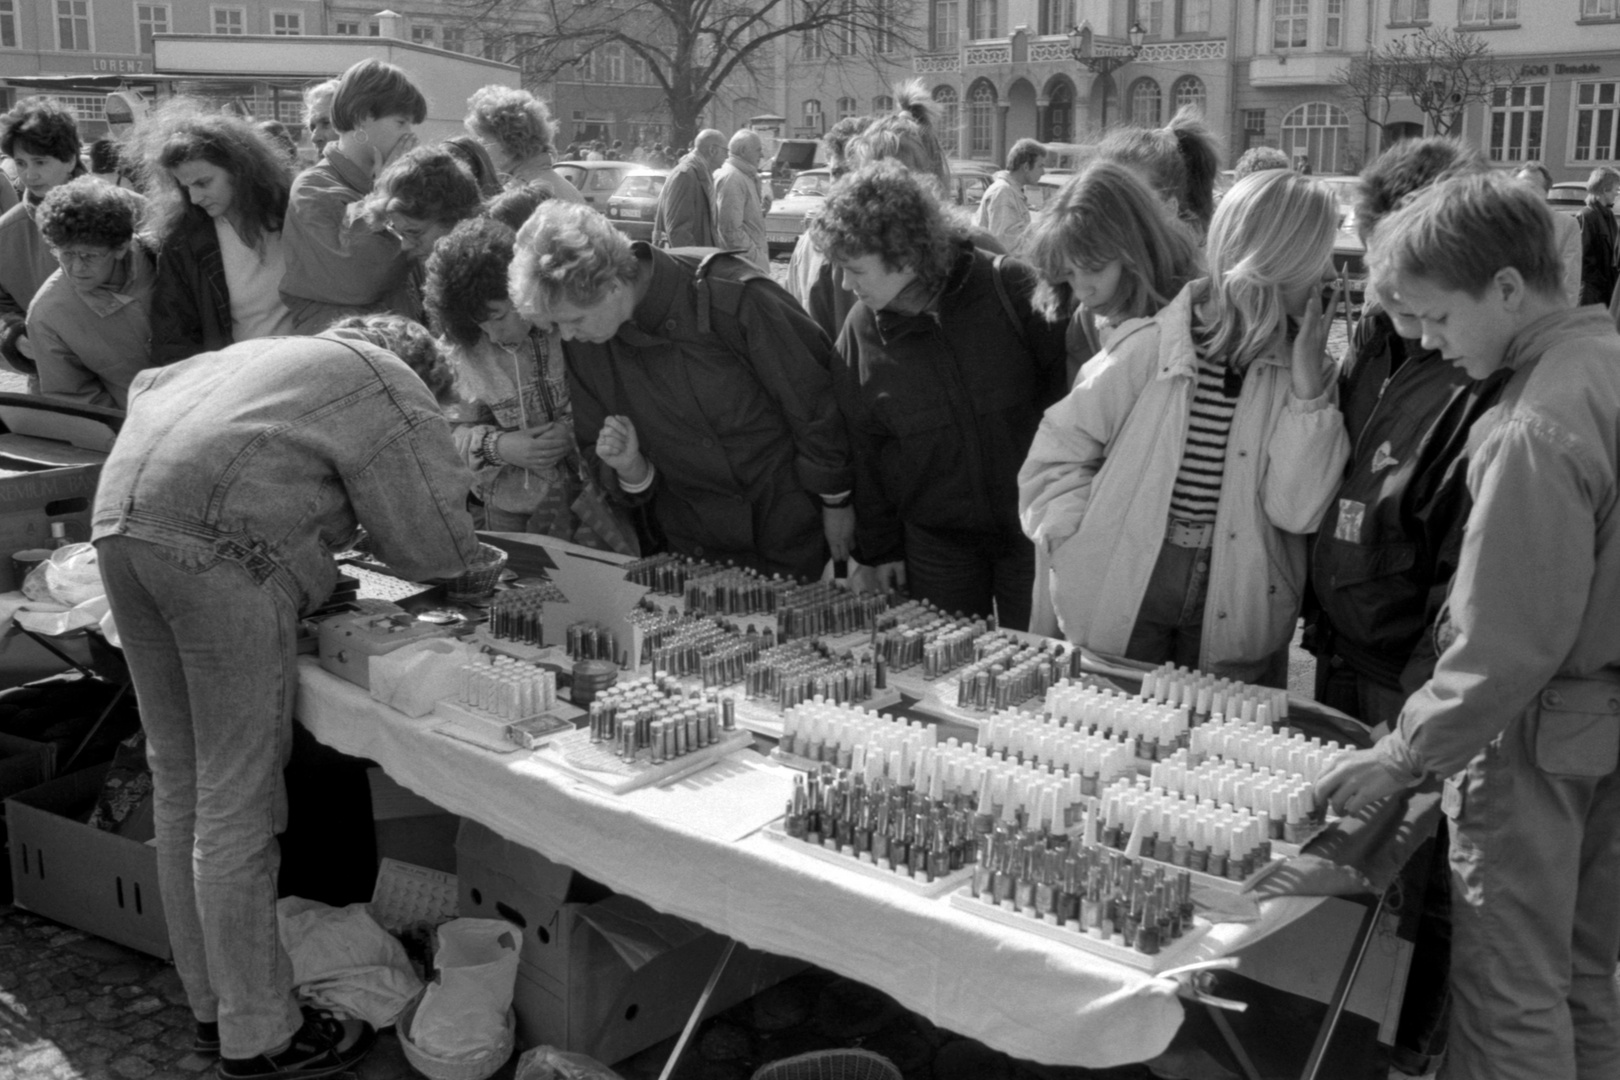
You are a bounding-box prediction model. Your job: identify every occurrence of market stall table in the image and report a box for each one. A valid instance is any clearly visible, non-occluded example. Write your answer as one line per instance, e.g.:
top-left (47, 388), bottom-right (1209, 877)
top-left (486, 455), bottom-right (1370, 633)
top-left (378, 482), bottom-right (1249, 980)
top-left (295, 658), bottom-right (1407, 1071)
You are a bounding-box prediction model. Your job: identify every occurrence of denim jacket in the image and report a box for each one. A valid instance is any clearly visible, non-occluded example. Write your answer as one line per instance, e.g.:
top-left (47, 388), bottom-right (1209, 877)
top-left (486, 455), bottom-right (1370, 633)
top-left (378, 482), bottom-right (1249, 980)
top-left (92, 330), bottom-right (482, 612)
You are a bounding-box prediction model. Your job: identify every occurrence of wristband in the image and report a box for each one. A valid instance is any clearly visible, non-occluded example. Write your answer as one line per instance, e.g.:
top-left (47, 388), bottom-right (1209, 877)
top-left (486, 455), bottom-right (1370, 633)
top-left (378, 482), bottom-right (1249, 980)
top-left (481, 429), bottom-right (507, 467)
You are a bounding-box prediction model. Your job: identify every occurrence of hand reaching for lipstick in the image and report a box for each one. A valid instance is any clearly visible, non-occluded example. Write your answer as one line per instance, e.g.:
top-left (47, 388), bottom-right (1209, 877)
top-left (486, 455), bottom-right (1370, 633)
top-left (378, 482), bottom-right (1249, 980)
top-left (1314, 746), bottom-right (1418, 817)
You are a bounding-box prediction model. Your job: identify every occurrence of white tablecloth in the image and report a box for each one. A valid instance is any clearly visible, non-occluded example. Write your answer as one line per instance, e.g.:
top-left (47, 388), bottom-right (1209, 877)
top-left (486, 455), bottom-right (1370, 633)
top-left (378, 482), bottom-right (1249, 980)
top-left (296, 658), bottom-right (1339, 1067)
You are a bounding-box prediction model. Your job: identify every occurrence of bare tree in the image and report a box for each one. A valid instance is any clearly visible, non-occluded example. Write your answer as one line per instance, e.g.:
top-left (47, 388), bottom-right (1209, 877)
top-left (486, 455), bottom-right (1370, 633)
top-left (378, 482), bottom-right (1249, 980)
top-left (448, 0), bottom-right (924, 150)
top-left (1337, 25), bottom-right (1515, 141)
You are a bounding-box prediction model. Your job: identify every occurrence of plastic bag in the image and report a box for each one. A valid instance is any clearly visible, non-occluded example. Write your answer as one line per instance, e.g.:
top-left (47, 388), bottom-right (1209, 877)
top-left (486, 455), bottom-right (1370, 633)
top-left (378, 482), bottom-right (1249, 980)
top-left (512, 1045), bottom-right (624, 1080)
top-left (411, 918), bottom-right (521, 1060)
top-left (277, 897), bottom-right (424, 1028)
top-left (22, 543), bottom-right (103, 606)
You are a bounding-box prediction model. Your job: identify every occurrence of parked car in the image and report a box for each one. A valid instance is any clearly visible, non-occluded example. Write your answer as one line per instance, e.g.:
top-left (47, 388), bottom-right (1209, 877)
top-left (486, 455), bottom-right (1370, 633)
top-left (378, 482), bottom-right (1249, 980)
top-left (947, 159), bottom-right (998, 212)
top-left (1550, 181), bottom-right (1592, 215)
top-left (551, 161), bottom-right (640, 208)
top-left (764, 166), bottom-right (834, 256)
top-left (604, 168), bottom-right (669, 242)
top-left (767, 138), bottom-right (822, 200)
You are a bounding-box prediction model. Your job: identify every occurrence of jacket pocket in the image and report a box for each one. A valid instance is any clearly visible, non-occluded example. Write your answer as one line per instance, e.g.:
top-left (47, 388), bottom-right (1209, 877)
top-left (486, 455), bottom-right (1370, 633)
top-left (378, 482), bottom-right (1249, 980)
top-left (1315, 538), bottom-right (1421, 646)
top-left (1529, 679), bottom-right (1620, 778)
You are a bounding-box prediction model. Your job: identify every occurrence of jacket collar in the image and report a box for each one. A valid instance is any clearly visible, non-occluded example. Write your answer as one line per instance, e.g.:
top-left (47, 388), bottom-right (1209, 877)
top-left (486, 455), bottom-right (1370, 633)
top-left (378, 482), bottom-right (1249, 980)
top-left (77, 242), bottom-right (153, 318)
top-left (871, 243), bottom-right (974, 341)
top-left (1143, 278), bottom-right (1292, 382)
top-left (619, 242), bottom-right (681, 345)
top-left (723, 154), bottom-right (758, 179)
top-left (1500, 305), bottom-right (1616, 374)
top-left (323, 148), bottom-right (374, 195)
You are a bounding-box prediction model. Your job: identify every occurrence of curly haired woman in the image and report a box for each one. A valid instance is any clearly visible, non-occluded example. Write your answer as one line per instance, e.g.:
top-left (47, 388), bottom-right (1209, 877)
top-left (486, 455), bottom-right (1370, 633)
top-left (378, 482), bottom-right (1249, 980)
top-left (464, 85), bottom-right (585, 202)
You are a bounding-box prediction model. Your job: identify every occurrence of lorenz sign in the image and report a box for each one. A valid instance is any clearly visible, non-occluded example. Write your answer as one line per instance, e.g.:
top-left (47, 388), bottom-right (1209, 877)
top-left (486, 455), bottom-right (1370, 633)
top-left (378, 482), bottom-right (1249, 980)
top-left (1520, 63), bottom-right (1602, 77)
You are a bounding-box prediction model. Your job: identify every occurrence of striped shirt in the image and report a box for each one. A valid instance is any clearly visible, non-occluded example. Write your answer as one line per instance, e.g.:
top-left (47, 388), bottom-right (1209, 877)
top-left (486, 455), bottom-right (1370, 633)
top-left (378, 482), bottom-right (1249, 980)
top-left (1170, 350), bottom-right (1240, 522)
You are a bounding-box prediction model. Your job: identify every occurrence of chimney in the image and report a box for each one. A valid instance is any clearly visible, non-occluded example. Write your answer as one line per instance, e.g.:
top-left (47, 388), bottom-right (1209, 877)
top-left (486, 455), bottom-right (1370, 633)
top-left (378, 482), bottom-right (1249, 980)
top-left (375, 9), bottom-right (404, 39)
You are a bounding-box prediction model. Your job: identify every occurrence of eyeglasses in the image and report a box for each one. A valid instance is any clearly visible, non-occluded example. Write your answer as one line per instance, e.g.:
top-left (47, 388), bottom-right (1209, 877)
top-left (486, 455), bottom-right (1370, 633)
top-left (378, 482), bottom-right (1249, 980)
top-left (51, 246), bottom-right (117, 269)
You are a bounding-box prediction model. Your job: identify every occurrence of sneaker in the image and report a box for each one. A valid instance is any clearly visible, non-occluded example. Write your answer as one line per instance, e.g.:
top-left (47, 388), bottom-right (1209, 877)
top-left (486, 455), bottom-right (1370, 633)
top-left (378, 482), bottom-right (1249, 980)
top-left (193, 1021), bottom-right (221, 1055)
top-left (216, 1010), bottom-right (376, 1080)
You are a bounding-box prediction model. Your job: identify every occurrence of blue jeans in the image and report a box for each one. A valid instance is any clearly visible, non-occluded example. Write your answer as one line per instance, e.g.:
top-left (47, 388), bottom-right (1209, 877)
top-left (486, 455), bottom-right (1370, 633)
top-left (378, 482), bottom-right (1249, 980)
top-left (903, 523), bottom-right (1035, 631)
top-left (1125, 539), bottom-right (1211, 670)
top-left (96, 536), bottom-right (304, 1058)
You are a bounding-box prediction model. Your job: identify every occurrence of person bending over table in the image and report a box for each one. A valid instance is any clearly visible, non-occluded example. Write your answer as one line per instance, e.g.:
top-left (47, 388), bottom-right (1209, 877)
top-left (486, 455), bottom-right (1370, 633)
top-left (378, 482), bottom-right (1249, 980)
top-left (510, 199), bottom-right (853, 581)
top-left (93, 315), bottom-right (482, 1080)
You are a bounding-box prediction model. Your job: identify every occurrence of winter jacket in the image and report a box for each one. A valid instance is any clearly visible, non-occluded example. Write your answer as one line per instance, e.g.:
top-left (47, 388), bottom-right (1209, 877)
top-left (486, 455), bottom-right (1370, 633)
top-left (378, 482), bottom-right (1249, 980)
top-left (1378, 305), bottom-right (1620, 780)
top-left (651, 153), bottom-right (716, 249)
top-left (834, 245), bottom-right (1068, 566)
top-left (446, 328), bottom-right (572, 516)
top-left (280, 148), bottom-right (415, 332)
top-left (1310, 308), bottom-right (1508, 691)
top-left (713, 155), bottom-right (769, 271)
top-left (563, 245), bottom-right (851, 580)
top-left (1578, 200), bottom-right (1618, 307)
top-left (150, 205), bottom-right (234, 365)
top-left (1019, 280), bottom-right (1349, 681)
top-left (0, 199), bottom-right (57, 372)
top-left (27, 239), bottom-right (157, 409)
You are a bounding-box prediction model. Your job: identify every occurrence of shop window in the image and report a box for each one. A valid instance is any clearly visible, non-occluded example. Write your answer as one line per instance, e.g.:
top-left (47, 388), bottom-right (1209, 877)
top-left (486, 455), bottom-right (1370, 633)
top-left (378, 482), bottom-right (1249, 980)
top-left (1488, 83), bottom-right (1544, 163)
top-left (1280, 101), bottom-right (1348, 174)
top-left (934, 85), bottom-right (960, 155)
top-left (1129, 78), bottom-right (1163, 127)
top-left (1574, 81), bottom-right (1620, 162)
top-left (1459, 0), bottom-right (1517, 25)
top-left (1172, 75), bottom-right (1206, 114)
top-left (968, 82), bottom-right (995, 157)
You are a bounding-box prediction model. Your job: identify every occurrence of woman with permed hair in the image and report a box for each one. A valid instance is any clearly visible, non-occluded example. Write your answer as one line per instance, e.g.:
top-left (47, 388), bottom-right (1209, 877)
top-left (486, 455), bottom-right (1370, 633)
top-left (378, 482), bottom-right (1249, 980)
top-left (359, 145), bottom-right (483, 261)
top-left (27, 176), bottom-right (156, 408)
top-left (464, 85), bottom-right (585, 202)
top-left (423, 210), bottom-right (616, 546)
top-left (133, 100), bottom-right (297, 364)
top-left (809, 160), bottom-right (1068, 628)
top-left (280, 58), bottom-right (428, 331)
top-left (0, 95), bottom-right (86, 375)
top-left (1020, 169), bottom-right (1349, 683)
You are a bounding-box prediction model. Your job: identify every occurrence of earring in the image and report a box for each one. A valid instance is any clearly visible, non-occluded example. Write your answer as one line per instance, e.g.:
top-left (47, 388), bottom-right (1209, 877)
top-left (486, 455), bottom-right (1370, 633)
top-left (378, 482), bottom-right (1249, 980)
top-left (354, 128), bottom-right (370, 146)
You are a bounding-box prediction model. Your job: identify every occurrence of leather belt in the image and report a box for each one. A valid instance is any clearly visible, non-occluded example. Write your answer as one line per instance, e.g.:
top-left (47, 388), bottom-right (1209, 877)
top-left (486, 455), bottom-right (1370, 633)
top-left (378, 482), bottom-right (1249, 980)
top-left (1166, 517), bottom-right (1215, 549)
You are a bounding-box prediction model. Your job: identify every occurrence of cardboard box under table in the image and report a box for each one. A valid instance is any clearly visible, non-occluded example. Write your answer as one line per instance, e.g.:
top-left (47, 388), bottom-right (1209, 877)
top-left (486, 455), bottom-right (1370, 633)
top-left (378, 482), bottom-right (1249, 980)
top-left (456, 818), bottom-right (802, 1063)
top-left (5, 763), bottom-right (170, 959)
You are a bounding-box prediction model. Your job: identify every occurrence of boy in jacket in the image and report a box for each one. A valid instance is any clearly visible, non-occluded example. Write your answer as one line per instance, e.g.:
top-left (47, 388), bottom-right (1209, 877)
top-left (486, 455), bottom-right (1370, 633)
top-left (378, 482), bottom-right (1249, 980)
top-left (1319, 173), bottom-right (1620, 1080)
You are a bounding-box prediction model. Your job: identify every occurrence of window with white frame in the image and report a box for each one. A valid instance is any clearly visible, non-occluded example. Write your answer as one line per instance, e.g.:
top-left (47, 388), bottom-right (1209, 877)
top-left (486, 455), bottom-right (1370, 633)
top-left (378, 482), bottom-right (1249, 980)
top-left (873, 94), bottom-right (894, 112)
top-left (601, 43), bottom-right (621, 82)
top-left (51, 94), bottom-right (105, 120)
top-left (1574, 81), bottom-right (1620, 161)
top-left (514, 33), bottom-right (541, 76)
top-left (1325, 0), bottom-right (1342, 47)
top-left (933, 0), bottom-right (959, 50)
top-left (1038, 0), bottom-right (1072, 35)
top-left (968, 81), bottom-right (995, 157)
top-left (482, 36), bottom-right (502, 60)
top-left (1136, 0), bottom-right (1164, 37)
top-left (802, 98), bottom-right (823, 133)
top-left (411, 24), bottom-right (435, 46)
top-left (1459, 0), bottom-right (1517, 24)
top-left (1129, 78), bottom-right (1162, 126)
top-left (836, 0), bottom-right (857, 54)
top-left (1272, 0), bottom-right (1308, 49)
top-left (1173, 75), bottom-right (1206, 114)
top-left (803, 0), bottom-right (824, 60)
top-left (934, 85), bottom-right (959, 154)
top-left (1488, 83), bottom-right (1544, 162)
top-left (1280, 101), bottom-right (1348, 173)
top-left (873, 0), bottom-right (896, 52)
top-left (135, 3), bottom-right (168, 52)
top-left (56, 0), bottom-right (91, 50)
top-left (271, 10), bottom-right (301, 34)
top-left (968, 0), bottom-right (997, 40)
top-left (837, 96), bottom-right (858, 119)
top-left (1390, 0), bottom-right (1429, 22)
top-left (442, 26), bottom-right (465, 52)
top-left (211, 6), bottom-right (244, 34)
top-left (334, 19), bottom-right (360, 34)
top-left (631, 54), bottom-right (648, 84)
top-left (0, 0), bottom-right (12, 47)
top-left (1583, 0), bottom-right (1617, 16)
top-left (1179, 0), bottom-right (1211, 34)
top-left (575, 48), bottom-right (594, 79)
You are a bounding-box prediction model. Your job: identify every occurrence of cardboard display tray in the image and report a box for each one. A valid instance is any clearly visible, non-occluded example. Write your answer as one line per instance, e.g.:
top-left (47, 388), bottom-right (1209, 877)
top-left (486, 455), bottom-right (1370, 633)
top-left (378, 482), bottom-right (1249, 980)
top-left (537, 727), bottom-right (754, 794)
top-left (761, 818), bottom-right (974, 899)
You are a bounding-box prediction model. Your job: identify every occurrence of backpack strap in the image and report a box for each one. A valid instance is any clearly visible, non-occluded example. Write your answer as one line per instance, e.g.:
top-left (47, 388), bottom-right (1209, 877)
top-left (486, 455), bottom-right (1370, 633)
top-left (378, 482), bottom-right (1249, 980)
top-left (990, 253), bottom-right (1034, 357)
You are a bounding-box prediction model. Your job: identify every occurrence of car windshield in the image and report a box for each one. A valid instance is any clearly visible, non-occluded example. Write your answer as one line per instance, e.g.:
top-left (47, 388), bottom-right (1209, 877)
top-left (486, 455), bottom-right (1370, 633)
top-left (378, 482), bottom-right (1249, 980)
top-left (589, 169), bottom-right (624, 191)
top-left (617, 175), bottom-right (665, 198)
top-left (789, 173), bottom-right (832, 197)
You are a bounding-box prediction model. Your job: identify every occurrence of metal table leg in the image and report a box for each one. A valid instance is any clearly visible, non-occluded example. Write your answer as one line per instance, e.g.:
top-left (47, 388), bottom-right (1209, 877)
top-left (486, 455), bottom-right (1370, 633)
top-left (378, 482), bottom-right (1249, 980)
top-left (657, 937), bottom-right (738, 1080)
top-left (1299, 891), bottom-right (1388, 1080)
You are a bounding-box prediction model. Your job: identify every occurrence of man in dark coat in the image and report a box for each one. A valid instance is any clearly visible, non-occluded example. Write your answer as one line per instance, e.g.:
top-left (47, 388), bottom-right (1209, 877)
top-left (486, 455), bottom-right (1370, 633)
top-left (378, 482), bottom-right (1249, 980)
top-left (651, 128), bottom-right (724, 249)
top-left (1578, 166), bottom-right (1619, 307)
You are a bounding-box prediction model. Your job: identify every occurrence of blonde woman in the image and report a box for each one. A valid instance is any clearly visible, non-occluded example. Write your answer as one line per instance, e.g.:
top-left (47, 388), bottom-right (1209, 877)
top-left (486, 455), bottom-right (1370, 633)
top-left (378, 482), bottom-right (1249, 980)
top-left (1019, 169), bottom-right (1349, 684)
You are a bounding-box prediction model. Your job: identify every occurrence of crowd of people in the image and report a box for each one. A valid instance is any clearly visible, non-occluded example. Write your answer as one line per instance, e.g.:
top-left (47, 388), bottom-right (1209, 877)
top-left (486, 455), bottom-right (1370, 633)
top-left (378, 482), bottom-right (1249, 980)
top-left (0, 61), bottom-right (1614, 1080)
